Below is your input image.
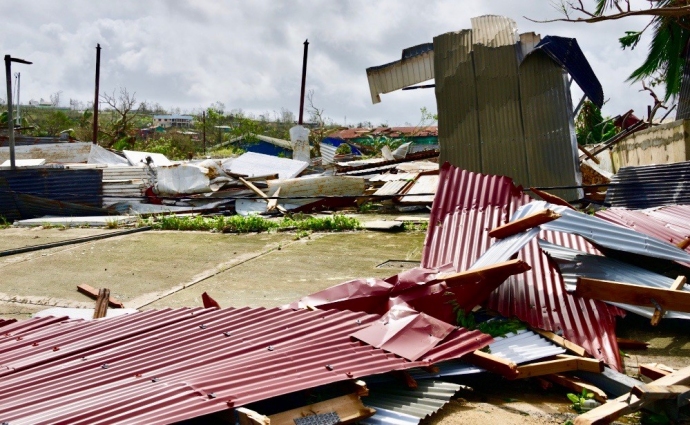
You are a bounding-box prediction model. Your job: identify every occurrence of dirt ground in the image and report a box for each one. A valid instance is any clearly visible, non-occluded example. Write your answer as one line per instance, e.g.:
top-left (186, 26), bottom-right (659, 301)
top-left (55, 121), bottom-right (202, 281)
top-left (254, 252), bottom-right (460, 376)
top-left (1, 222), bottom-right (689, 424)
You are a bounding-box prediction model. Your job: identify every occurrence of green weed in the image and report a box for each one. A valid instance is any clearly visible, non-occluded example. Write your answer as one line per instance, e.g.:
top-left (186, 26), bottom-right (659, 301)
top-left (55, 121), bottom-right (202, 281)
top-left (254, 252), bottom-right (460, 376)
top-left (0, 216), bottom-right (11, 229)
top-left (280, 214), bottom-right (361, 232)
top-left (567, 389), bottom-right (594, 413)
top-left (403, 221), bottom-right (428, 232)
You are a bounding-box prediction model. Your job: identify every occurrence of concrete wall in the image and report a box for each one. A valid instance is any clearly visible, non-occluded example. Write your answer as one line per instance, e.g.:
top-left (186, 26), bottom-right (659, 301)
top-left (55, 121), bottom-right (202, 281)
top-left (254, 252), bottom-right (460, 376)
top-left (612, 119), bottom-right (690, 171)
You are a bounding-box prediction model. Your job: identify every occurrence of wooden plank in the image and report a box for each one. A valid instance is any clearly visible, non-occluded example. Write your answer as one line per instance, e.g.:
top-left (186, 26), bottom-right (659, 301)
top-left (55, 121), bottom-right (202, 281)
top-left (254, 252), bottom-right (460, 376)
top-left (616, 338), bottom-right (649, 350)
top-left (576, 277), bottom-right (690, 313)
top-left (578, 144), bottom-right (601, 164)
top-left (545, 373), bottom-right (608, 403)
top-left (639, 363), bottom-right (673, 382)
top-left (266, 186), bottom-right (280, 212)
top-left (531, 328), bottom-right (589, 357)
top-left (630, 384), bottom-right (690, 401)
top-left (433, 259), bottom-right (531, 287)
top-left (77, 284), bottom-right (125, 308)
top-left (529, 187), bottom-right (576, 210)
top-left (514, 355), bottom-right (603, 380)
top-left (488, 209), bottom-right (561, 239)
top-left (464, 350), bottom-right (518, 379)
top-left (93, 288), bottom-right (110, 319)
top-left (651, 276), bottom-right (687, 326)
top-left (237, 408), bottom-right (271, 425)
top-left (239, 177), bottom-right (287, 214)
top-left (268, 393), bottom-right (376, 425)
top-left (575, 365), bottom-right (690, 425)
top-left (676, 237), bottom-right (690, 250)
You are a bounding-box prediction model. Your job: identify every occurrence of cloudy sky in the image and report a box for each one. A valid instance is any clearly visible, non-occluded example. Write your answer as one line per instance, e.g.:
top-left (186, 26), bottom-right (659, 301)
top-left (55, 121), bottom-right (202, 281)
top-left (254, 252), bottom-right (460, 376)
top-left (1, 0), bottom-right (661, 126)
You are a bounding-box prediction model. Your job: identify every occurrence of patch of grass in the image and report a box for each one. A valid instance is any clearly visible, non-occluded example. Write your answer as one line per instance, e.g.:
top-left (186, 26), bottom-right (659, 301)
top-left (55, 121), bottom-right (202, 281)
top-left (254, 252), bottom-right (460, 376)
top-left (280, 214), bottom-right (361, 232)
top-left (403, 221), bottom-right (428, 232)
top-left (0, 216), bottom-right (11, 229)
top-left (105, 219), bottom-right (121, 229)
top-left (358, 202), bottom-right (377, 213)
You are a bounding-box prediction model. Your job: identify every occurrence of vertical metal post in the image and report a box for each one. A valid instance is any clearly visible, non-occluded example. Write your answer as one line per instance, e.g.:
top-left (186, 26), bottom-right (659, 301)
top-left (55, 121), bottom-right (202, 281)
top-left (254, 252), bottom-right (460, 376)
top-left (202, 110), bottom-right (206, 155)
top-left (5, 55), bottom-right (15, 170)
top-left (298, 39), bottom-right (309, 125)
top-left (15, 72), bottom-right (20, 126)
top-left (92, 43), bottom-right (101, 144)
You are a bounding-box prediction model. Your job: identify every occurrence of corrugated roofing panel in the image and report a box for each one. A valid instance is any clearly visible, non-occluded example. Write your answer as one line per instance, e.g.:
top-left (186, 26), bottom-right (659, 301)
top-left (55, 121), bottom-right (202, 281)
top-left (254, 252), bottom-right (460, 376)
top-left (434, 29), bottom-right (482, 172)
top-left (516, 201), bottom-right (690, 263)
top-left (0, 142), bottom-right (92, 163)
top-left (374, 180), bottom-right (413, 197)
top-left (0, 307), bottom-right (491, 425)
top-left (471, 15), bottom-right (519, 47)
top-left (363, 380), bottom-right (462, 423)
top-left (366, 48), bottom-right (435, 104)
top-left (540, 240), bottom-right (690, 320)
top-left (605, 161), bottom-right (690, 209)
top-left (226, 152), bottom-right (308, 180)
top-left (519, 50), bottom-right (582, 201)
top-left (422, 163), bottom-right (623, 370)
top-left (0, 168), bottom-right (104, 221)
top-left (595, 207), bottom-right (690, 248)
top-left (398, 175), bottom-right (438, 204)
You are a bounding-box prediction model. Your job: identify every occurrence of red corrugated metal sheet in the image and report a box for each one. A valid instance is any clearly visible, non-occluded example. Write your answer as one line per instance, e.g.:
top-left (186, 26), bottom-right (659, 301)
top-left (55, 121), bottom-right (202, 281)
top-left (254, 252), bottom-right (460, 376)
top-left (421, 163), bottom-right (623, 370)
top-left (595, 207), bottom-right (690, 247)
top-left (0, 307), bottom-right (491, 425)
top-left (328, 127), bottom-right (438, 140)
top-left (0, 318), bottom-right (17, 328)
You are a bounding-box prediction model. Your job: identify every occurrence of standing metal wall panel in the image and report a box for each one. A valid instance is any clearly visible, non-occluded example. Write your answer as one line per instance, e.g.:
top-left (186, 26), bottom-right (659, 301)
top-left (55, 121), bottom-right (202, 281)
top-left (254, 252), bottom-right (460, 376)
top-left (519, 51), bottom-right (582, 201)
top-left (434, 30), bottom-right (481, 171)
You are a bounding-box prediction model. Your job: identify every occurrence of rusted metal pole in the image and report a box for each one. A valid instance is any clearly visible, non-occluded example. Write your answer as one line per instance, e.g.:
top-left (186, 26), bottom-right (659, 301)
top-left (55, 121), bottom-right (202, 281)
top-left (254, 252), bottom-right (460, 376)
top-left (202, 110), bottom-right (206, 155)
top-left (92, 43), bottom-right (101, 144)
top-left (298, 39), bottom-right (309, 125)
top-left (4, 55), bottom-right (14, 169)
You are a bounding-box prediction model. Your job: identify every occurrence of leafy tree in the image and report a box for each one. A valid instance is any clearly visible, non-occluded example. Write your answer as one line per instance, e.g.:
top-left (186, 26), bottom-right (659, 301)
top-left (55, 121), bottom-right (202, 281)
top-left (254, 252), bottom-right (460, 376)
top-left (544, 0), bottom-right (690, 102)
top-left (40, 110), bottom-right (73, 136)
top-left (575, 100), bottom-right (620, 144)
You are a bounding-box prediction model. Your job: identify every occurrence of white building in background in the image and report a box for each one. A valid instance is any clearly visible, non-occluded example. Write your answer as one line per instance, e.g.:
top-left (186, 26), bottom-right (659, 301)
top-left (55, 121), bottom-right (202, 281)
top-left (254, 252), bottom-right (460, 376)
top-left (153, 114), bottom-right (194, 128)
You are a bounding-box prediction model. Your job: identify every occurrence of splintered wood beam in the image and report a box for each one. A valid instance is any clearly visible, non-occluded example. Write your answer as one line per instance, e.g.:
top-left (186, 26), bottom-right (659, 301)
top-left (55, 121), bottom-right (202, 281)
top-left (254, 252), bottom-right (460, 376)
top-left (434, 259), bottom-right (531, 286)
top-left (514, 355), bottom-right (603, 380)
top-left (545, 373), bottom-right (607, 403)
top-left (77, 284), bottom-right (124, 308)
top-left (529, 187), bottom-right (576, 210)
top-left (237, 408), bottom-right (271, 425)
top-left (463, 350), bottom-right (518, 379)
top-left (630, 384), bottom-right (690, 401)
top-left (489, 209), bottom-right (561, 239)
top-left (239, 177), bottom-right (287, 214)
top-left (576, 277), bottom-right (690, 314)
top-left (531, 328), bottom-right (589, 357)
top-left (575, 365), bottom-right (690, 425)
top-left (266, 186), bottom-right (281, 212)
top-left (651, 276), bottom-right (687, 326)
top-left (268, 393), bottom-right (376, 425)
top-left (676, 237), bottom-right (690, 250)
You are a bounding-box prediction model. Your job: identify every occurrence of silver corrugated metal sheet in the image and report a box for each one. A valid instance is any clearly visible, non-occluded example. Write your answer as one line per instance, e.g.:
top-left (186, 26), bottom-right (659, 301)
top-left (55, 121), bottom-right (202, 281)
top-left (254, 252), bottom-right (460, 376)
top-left (540, 240), bottom-right (690, 320)
top-left (519, 50), bottom-right (582, 201)
top-left (398, 175), bottom-right (439, 204)
top-left (469, 227), bottom-right (541, 269)
top-left (471, 15), bottom-right (519, 47)
top-left (366, 46), bottom-right (435, 104)
top-left (519, 32), bottom-right (542, 58)
top-left (514, 201), bottom-right (690, 263)
top-left (434, 30), bottom-right (481, 171)
top-left (320, 142), bottom-right (337, 165)
top-left (363, 380), bottom-right (462, 424)
top-left (370, 173), bottom-right (418, 183)
top-left (374, 180), bottom-right (413, 197)
top-left (0, 142), bottom-right (92, 164)
top-left (605, 161), bottom-right (690, 209)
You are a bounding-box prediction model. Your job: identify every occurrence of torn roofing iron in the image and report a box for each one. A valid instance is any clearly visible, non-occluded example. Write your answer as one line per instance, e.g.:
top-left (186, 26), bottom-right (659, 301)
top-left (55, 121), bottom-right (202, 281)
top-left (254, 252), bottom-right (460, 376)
top-left (514, 201), bottom-right (690, 264)
top-left (366, 44), bottom-right (434, 104)
top-left (595, 206), bottom-right (690, 249)
top-left (605, 161), bottom-right (690, 209)
top-left (540, 240), bottom-right (690, 320)
top-left (528, 36), bottom-right (603, 107)
top-left (362, 380), bottom-right (462, 425)
top-left (422, 163), bottom-right (623, 370)
top-left (0, 307), bottom-right (491, 425)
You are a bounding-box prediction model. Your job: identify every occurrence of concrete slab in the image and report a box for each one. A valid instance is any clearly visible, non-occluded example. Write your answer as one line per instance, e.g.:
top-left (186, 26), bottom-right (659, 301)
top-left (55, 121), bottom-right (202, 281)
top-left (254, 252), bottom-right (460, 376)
top-left (362, 220), bottom-right (404, 231)
top-left (144, 232), bottom-right (425, 310)
top-left (0, 230), bottom-right (293, 315)
top-left (0, 227), bottom-right (121, 252)
top-left (15, 216), bottom-right (137, 227)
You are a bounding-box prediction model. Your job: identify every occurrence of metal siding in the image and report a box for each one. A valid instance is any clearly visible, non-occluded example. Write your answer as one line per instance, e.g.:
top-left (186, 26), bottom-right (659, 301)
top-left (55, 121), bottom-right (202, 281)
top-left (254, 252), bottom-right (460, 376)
top-left (470, 15), bottom-right (519, 47)
top-left (434, 30), bottom-right (482, 172)
top-left (0, 307), bottom-right (490, 425)
top-left (0, 168), bottom-right (104, 220)
top-left (422, 163), bottom-right (623, 370)
top-left (605, 161), bottom-right (690, 209)
top-left (519, 51), bottom-right (582, 201)
top-left (364, 380), bottom-right (462, 422)
top-left (366, 51), bottom-right (435, 104)
top-left (398, 175), bottom-right (438, 204)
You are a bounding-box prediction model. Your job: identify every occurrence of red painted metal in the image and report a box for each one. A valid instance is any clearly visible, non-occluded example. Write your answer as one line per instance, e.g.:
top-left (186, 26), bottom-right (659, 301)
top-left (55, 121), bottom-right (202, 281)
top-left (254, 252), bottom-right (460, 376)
top-left (0, 318), bottom-right (17, 328)
top-left (421, 163), bottom-right (623, 370)
top-left (596, 206), bottom-right (690, 247)
top-left (0, 307), bottom-right (491, 424)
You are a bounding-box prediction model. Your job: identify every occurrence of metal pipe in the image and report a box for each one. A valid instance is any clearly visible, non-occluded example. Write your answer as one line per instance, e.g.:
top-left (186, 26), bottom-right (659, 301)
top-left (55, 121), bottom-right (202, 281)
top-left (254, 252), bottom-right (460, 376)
top-left (15, 72), bottom-right (20, 126)
top-left (92, 43), bottom-right (101, 144)
top-left (202, 110), bottom-right (206, 155)
top-left (4, 55), bottom-right (14, 169)
top-left (298, 39), bottom-right (309, 125)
